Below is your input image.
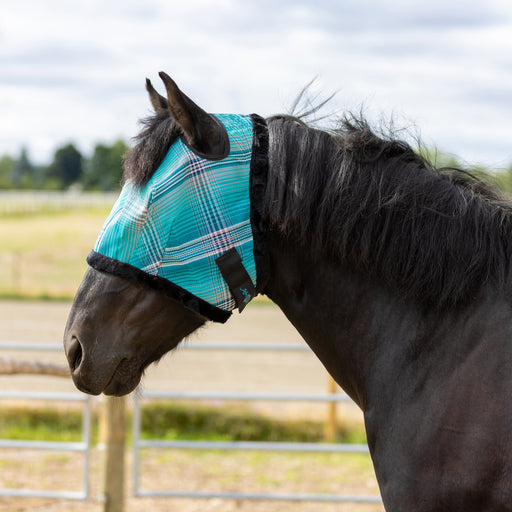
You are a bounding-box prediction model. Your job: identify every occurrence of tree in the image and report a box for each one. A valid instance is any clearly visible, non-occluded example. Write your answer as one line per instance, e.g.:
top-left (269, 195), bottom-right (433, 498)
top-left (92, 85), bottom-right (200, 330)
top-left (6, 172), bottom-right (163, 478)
top-left (420, 147), bottom-right (464, 170)
top-left (0, 154), bottom-right (15, 189)
top-left (46, 143), bottom-right (83, 188)
top-left (11, 147), bottom-right (34, 188)
top-left (82, 139), bottom-right (128, 191)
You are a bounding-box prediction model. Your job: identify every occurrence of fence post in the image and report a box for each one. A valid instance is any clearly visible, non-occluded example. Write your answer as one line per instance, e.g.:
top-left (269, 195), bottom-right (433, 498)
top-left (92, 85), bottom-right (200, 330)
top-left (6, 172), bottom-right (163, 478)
top-left (99, 395), bottom-right (126, 512)
top-left (12, 251), bottom-right (21, 294)
top-left (325, 375), bottom-right (338, 441)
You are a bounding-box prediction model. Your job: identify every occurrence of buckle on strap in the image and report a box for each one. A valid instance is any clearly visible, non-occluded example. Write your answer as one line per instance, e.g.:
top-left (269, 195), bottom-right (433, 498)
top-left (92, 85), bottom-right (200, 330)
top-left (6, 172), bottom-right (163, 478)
top-left (215, 248), bottom-right (256, 312)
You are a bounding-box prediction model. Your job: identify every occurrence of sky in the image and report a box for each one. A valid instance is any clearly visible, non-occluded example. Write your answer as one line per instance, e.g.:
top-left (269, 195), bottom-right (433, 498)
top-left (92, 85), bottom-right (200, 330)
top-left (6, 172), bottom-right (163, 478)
top-left (1, 0), bottom-right (511, 169)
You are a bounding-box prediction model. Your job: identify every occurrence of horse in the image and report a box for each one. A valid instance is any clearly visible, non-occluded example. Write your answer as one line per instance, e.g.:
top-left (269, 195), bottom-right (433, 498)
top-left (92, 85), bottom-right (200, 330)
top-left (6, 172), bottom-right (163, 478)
top-left (64, 72), bottom-right (512, 511)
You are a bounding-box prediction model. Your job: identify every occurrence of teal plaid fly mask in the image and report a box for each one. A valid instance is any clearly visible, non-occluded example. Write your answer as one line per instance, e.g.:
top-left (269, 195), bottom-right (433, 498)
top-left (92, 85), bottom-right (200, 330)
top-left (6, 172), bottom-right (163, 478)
top-left (87, 114), bottom-right (269, 323)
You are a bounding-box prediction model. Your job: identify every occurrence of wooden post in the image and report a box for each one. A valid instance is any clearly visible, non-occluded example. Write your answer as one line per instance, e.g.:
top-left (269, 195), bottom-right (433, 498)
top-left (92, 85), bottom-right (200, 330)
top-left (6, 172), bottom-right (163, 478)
top-left (325, 375), bottom-right (337, 441)
top-left (99, 395), bottom-right (126, 512)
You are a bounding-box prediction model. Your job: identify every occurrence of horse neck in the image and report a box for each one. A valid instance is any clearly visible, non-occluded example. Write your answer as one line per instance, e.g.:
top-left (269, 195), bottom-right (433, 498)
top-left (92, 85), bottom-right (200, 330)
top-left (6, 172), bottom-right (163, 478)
top-left (264, 229), bottom-right (512, 414)
top-left (264, 229), bottom-right (446, 411)
top-left (264, 231), bottom-right (393, 408)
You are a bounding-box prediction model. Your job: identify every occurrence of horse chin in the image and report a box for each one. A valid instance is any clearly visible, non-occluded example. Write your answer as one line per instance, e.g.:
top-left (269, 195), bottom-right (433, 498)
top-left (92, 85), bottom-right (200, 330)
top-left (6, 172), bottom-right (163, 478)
top-left (101, 359), bottom-right (145, 396)
top-left (71, 372), bottom-right (139, 397)
top-left (102, 373), bottom-right (142, 396)
top-left (70, 357), bottom-right (145, 397)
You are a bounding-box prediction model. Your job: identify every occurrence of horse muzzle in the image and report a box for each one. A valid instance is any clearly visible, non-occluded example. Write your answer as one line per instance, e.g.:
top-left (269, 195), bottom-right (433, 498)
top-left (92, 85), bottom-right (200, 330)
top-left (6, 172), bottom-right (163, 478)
top-left (64, 331), bottom-right (142, 396)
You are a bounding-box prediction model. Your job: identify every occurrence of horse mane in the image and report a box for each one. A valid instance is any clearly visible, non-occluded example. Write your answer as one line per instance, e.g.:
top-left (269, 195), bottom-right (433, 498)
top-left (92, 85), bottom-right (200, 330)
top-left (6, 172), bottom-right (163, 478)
top-left (121, 102), bottom-right (512, 309)
top-left (122, 114), bottom-right (180, 185)
top-left (265, 114), bottom-right (512, 309)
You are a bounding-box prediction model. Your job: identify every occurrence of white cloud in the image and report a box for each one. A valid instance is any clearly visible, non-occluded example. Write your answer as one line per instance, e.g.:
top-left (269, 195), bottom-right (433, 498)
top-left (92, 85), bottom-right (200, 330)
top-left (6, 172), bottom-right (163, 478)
top-left (0, 0), bottom-right (511, 168)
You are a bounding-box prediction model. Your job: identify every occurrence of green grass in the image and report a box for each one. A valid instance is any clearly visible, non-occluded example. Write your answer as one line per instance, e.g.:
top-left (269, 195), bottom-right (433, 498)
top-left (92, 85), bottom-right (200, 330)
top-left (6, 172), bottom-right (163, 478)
top-left (0, 405), bottom-right (86, 443)
top-left (0, 208), bottom-right (110, 299)
top-left (141, 401), bottom-right (366, 444)
top-left (0, 401), bottom-right (366, 445)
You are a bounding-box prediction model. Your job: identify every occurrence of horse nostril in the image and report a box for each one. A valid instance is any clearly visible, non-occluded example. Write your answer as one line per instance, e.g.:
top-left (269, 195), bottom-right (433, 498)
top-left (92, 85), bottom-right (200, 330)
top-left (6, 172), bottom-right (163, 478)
top-left (69, 336), bottom-right (83, 373)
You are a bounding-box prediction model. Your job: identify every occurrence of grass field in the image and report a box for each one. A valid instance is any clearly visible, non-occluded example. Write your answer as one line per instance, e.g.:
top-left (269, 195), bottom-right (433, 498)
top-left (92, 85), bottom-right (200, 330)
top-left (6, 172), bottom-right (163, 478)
top-left (0, 208), bottom-right (111, 299)
top-left (0, 401), bottom-right (367, 445)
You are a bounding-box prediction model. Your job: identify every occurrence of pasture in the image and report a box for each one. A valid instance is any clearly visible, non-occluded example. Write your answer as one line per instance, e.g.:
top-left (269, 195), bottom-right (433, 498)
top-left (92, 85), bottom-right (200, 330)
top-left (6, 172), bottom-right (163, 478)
top-left (0, 205), bottom-right (109, 299)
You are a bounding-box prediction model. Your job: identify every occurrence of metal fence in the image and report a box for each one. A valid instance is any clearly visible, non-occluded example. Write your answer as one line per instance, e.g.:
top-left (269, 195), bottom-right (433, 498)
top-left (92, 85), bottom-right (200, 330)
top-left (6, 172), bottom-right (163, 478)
top-left (0, 190), bottom-right (118, 214)
top-left (132, 341), bottom-right (382, 504)
top-left (1, 340), bottom-right (383, 505)
top-left (0, 342), bottom-right (92, 500)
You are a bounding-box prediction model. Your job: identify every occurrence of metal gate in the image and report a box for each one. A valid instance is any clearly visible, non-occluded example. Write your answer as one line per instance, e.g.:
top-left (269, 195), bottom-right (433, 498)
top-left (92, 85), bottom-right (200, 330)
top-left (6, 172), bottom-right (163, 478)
top-left (0, 342), bottom-right (92, 500)
top-left (132, 341), bottom-right (382, 504)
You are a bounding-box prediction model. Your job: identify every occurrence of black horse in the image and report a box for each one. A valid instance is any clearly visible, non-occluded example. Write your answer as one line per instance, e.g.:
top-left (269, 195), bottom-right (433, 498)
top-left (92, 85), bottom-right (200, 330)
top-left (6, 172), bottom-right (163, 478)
top-left (64, 73), bottom-right (512, 511)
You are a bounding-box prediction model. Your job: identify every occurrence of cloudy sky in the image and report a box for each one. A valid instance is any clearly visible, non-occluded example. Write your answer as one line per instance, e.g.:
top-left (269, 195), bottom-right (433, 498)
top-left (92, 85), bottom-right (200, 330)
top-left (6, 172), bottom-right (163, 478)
top-left (1, 0), bottom-right (511, 168)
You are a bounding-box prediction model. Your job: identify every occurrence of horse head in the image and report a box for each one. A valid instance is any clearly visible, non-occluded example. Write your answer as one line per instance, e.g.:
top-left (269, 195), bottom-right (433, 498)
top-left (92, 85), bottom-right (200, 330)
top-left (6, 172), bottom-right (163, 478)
top-left (63, 73), bottom-right (257, 395)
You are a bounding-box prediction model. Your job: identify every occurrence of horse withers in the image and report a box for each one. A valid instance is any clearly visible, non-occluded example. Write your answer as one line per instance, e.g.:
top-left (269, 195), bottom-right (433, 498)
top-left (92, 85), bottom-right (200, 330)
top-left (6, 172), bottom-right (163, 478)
top-left (64, 72), bottom-right (512, 511)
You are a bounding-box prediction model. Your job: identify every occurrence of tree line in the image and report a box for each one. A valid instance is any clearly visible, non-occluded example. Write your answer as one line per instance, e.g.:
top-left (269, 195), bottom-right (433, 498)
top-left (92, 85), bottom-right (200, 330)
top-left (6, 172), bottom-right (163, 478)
top-left (1, 140), bottom-right (512, 196)
top-left (0, 140), bottom-right (128, 191)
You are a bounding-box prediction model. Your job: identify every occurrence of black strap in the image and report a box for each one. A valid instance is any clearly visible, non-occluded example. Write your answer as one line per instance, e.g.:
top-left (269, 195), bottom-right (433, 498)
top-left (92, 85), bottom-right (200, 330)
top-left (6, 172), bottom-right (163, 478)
top-left (215, 248), bottom-right (256, 312)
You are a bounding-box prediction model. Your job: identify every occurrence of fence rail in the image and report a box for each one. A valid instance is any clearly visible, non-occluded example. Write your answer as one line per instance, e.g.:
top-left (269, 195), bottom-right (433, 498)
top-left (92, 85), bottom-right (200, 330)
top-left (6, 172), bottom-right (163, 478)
top-left (137, 439), bottom-right (370, 453)
top-left (0, 190), bottom-right (118, 214)
top-left (135, 490), bottom-right (383, 504)
top-left (0, 342), bottom-right (65, 351)
top-left (141, 389), bottom-right (353, 402)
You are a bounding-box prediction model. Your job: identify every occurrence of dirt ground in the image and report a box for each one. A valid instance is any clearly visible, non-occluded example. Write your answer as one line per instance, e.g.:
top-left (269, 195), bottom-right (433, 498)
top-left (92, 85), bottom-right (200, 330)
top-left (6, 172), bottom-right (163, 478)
top-left (0, 300), bottom-right (381, 512)
top-left (0, 447), bottom-right (384, 512)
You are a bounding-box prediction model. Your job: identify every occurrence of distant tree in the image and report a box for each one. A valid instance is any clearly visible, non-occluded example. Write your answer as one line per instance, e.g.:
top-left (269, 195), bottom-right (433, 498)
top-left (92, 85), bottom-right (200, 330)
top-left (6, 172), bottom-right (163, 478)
top-left (11, 147), bottom-right (34, 188)
top-left (495, 164), bottom-right (512, 197)
top-left (82, 139), bottom-right (128, 191)
top-left (0, 154), bottom-right (15, 189)
top-left (420, 147), bottom-right (464, 170)
top-left (46, 143), bottom-right (83, 188)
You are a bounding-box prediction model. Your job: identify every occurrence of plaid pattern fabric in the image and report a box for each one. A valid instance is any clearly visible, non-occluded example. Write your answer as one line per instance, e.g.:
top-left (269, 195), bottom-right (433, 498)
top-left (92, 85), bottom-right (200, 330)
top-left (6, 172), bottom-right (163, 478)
top-left (93, 114), bottom-right (257, 312)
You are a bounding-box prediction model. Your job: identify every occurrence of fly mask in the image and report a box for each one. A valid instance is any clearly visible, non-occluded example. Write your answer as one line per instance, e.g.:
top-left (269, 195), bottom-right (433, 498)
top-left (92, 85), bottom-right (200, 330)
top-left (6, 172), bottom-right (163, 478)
top-left (87, 113), bottom-right (268, 323)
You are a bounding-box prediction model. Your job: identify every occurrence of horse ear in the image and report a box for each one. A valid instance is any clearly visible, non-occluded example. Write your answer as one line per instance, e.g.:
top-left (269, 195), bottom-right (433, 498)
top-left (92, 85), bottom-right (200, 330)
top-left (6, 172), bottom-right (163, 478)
top-left (158, 71), bottom-right (229, 158)
top-left (146, 78), bottom-right (168, 114)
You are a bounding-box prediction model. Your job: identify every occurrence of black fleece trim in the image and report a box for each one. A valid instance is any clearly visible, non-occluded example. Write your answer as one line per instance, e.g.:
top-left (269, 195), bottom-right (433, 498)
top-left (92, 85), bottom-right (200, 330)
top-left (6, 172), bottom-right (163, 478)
top-left (249, 114), bottom-right (270, 293)
top-left (87, 251), bottom-right (231, 324)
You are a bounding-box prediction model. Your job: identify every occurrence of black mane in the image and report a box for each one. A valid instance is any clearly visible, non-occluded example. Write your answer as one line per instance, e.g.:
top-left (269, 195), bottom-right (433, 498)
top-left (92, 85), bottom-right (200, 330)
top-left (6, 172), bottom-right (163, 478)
top-left (122, 107), bottom-right (512, 309)
top-left (265, 115), bottom-right (512, 309)
top-left (123, 114), bottom-right (180, 185)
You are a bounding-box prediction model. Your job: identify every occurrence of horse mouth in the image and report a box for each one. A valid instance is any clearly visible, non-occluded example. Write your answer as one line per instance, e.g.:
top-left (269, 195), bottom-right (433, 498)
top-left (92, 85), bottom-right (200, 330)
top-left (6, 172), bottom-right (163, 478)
top-left (72, 363), bottom-right (143, 397)
top-left (102, 358), bottom-right (144, 396)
